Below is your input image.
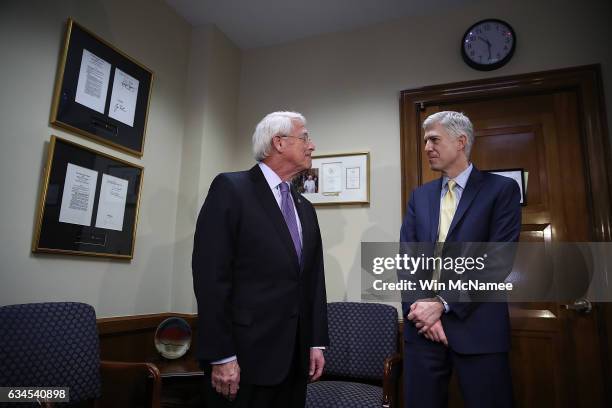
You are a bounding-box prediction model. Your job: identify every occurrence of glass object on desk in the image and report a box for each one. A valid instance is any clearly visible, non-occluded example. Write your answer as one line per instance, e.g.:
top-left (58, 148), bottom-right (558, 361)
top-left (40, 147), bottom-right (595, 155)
top-left (154, 317), bottom-right (192, 359)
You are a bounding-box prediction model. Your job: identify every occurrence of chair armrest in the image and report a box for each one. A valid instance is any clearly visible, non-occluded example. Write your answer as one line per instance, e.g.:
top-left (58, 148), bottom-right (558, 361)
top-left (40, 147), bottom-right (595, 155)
top-left (100, 360), bottom-right (161, 408)
top-left (382, 353), bottom-right (402, 408)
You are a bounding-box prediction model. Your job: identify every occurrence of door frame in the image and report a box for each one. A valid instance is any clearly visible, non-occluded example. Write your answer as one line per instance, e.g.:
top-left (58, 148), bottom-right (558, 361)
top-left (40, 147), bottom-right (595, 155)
top-left (399, 63), bottom-right (612, 400)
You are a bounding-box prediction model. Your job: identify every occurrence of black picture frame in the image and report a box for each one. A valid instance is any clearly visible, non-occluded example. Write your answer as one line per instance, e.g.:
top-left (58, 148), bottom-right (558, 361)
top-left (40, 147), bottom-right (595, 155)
top-left (486, 168), bottom-right (527, 206)
top-left (33, 136), bottom-right (144, 259)
top-left (50, 18), bottom-right (153, 157)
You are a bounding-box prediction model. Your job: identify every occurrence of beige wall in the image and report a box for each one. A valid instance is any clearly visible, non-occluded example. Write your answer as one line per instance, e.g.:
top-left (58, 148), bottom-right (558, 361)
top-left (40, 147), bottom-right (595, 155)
top-left (0, 0), bottom-right (193, 317)
top-left (236, 0), bottom-right (612, 302)
top-left (0, 1), bottom-right (242, 317)
top-left (172, 25), bottom-right (241, 313)
top-left (1, 0), bottom-right (611, 315)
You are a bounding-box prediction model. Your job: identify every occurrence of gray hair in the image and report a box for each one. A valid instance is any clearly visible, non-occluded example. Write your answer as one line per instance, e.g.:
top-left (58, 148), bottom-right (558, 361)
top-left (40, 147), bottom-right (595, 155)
top-left (423, 111), bottom-right (474, 158)
top-left (252, 111), bottom-right (306, 162)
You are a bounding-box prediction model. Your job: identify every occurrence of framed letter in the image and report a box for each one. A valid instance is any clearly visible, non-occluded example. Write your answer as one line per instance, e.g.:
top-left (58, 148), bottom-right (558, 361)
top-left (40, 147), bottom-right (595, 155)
top-left (33, 136), bottom-right (144, 259)
top-left (50, 18), bottom-right (153, 157)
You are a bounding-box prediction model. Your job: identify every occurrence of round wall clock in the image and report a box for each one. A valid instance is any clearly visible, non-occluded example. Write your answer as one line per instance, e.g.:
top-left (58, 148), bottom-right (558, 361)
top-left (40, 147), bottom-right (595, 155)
top-left (461, 19), bottom-right (516, 71)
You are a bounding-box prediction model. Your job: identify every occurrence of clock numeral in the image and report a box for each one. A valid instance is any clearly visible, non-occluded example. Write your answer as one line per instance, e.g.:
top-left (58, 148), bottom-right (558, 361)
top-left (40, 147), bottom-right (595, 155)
top-left (484, 24), bottom-right (490, 31)
top-left (470, 35), bottom-right (476, 41)
top-left (475, 28), bottom-right (482, 34)
top-left (505, 37), bottom-right (511, 43)
top-left (470, 50), bottom-right (475, 56)
top-left (467, 43), bottom-right (472, 49)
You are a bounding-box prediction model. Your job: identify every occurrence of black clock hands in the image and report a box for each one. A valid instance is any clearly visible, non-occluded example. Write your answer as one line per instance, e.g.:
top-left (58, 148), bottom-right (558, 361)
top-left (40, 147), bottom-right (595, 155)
top-left (462, 19), bottom-right (515, 70)
top-left (478, 36), bottom-right (492, 60)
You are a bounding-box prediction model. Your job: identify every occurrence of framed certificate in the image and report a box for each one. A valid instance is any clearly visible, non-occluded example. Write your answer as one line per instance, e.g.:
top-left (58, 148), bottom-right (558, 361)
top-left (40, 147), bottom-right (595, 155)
top-left (486, 168), bottom-right (527, 205)
top-left (50, 18), bottom-right (153, 157)
top-left (32, 136), bottom-right (144, 259)
top-left (292, 152), bottom-right (370, 205)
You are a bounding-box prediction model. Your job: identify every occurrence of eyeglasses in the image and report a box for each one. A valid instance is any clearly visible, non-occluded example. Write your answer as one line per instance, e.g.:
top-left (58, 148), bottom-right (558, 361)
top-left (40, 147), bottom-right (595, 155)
top-left (281, 134), bottom-right (312, 143)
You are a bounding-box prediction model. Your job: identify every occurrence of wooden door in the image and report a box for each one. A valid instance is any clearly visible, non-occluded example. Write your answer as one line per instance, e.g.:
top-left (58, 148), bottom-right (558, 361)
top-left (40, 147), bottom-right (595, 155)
top-left (400, 66), bottom-right (612, 407)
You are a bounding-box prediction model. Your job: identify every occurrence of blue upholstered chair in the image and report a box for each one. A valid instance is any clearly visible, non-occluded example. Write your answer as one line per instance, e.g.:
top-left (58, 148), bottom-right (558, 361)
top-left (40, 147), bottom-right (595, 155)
top-left (0, 302), bottom-right (161, 407)
top-left (306, 302), bottom-right (402, 408)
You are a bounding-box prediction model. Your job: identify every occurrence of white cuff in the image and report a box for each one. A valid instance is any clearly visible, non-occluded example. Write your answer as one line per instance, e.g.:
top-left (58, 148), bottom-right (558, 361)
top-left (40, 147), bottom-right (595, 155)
top-left (211, 355), bottom-right (237, 365)
top-left (436, 295), bottom-right (450, 313)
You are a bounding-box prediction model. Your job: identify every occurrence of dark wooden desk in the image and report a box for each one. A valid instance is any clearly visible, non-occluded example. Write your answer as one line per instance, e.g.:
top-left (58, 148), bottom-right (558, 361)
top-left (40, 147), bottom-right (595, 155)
top-left (152, 358), bottom-right (205, 408)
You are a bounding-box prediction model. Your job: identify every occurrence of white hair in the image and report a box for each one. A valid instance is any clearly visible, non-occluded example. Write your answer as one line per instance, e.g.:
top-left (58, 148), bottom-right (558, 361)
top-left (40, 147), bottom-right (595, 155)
top-left (423, 111), bottom-right (475, 157)
top-left (252, 111), bottom-right (306, 162)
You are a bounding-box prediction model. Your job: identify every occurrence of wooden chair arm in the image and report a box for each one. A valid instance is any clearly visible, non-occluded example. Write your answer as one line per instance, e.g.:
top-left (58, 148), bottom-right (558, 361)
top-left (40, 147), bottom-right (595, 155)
top-left (100, 360), bottom-right (161, 408)
top-left (382, 353), bottom-right (402, 408)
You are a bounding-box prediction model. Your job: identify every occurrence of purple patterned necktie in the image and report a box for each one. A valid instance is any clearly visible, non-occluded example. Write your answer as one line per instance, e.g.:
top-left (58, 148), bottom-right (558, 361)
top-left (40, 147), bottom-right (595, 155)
top-left (279, 182), bottom-right (302, 261)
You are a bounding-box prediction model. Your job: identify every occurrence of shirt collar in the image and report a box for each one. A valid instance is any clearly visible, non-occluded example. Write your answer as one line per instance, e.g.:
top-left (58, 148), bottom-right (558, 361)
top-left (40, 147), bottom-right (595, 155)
top-left (442, 163), bottom-right (473, 190)
top-left (258, 162), bottom-right (284, 190)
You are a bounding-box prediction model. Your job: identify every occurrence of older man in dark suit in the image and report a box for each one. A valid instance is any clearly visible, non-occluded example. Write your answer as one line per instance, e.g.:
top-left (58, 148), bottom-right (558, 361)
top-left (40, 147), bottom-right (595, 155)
top-left (192, 111), bottom-right (328, 408)
top-left (400, 111), bottom-right (521, 408)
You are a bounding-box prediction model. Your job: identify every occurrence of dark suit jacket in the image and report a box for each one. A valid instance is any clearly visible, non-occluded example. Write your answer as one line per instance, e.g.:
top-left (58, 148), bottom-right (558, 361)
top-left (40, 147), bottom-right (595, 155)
top-left (400, 167), bottom-right (521, 354)
top-left (192, 165), bottom-right (329, 385)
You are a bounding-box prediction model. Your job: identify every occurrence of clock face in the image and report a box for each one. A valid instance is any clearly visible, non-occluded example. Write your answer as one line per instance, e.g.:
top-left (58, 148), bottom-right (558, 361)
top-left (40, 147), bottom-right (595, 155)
top-left (462, 19), bottom-right (516, 71)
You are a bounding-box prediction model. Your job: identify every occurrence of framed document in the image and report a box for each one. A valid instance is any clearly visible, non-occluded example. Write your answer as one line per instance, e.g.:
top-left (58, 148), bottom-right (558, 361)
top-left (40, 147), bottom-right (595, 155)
top-left (486, 168), bottom-right (527, 205)
top-left (292, 152), bottom-right (370, 205)
top-left (50, 18), bottom-right (153, 157)
top-left (33, 136), bottom-right (144, 259)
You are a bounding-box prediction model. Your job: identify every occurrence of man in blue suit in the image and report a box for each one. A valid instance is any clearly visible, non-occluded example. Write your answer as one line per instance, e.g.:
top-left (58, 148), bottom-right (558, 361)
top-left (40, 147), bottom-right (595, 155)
top-left (400, 111), bottom-right (521, 408)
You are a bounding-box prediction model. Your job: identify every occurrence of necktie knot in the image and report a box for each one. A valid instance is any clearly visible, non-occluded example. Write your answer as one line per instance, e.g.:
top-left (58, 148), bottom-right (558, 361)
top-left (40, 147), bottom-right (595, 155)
top-left (279, 182), bottom-right (289, 193)
top-left (447, 179), bottom-right (456, 194)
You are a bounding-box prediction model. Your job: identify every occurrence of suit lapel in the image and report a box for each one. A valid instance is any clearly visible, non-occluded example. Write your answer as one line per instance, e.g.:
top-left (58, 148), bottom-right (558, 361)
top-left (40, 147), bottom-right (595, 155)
top-left (249, 166), bottom-right (300, 270)
top-left (447, 167), bottom-right (485, 240)
top-left (429, 178), bottom-right (442, 242)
